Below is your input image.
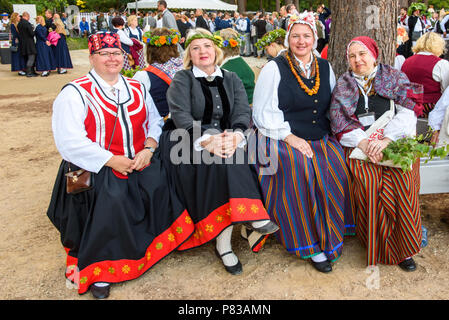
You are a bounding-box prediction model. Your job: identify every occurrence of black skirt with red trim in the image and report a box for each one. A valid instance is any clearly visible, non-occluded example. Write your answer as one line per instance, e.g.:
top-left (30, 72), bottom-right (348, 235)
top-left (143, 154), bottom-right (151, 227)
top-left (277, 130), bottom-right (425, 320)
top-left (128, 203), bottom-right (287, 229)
top-left (158, 131), bottom-right (271, 251)
top-left (47, 152), bottom-right (193, 294)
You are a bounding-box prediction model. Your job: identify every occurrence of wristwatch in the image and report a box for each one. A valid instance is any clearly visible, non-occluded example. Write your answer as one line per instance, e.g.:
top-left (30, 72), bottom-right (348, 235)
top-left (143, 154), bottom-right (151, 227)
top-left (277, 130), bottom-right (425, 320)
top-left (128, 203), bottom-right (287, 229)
top-left (144, 146), bottom-right (156, 153)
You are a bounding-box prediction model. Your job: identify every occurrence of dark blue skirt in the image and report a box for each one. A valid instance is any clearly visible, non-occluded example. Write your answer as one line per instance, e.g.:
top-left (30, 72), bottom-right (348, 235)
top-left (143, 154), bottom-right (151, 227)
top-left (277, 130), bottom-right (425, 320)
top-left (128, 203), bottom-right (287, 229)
top-left (35, 40), bottom-right (56, 71)
top-left (11, 48), bottom-right (25, 72)
top-left (52, 35), bottom-right (73, 69)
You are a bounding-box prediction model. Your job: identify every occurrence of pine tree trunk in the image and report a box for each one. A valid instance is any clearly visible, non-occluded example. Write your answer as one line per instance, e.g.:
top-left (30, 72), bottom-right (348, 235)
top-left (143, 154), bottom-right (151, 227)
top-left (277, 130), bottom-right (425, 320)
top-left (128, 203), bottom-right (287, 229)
top-left (328, 0), bottom-right (398, 78)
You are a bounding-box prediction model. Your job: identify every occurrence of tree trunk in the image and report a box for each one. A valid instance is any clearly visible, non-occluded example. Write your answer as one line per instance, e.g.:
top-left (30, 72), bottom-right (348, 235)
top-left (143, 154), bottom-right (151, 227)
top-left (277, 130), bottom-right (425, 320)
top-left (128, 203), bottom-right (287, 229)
top-left (237, 0), bottom-right (246, 13)
top-left (276, 0), bottom-right (280, 12)
top-left (328, 0), bottom-right (398, 78)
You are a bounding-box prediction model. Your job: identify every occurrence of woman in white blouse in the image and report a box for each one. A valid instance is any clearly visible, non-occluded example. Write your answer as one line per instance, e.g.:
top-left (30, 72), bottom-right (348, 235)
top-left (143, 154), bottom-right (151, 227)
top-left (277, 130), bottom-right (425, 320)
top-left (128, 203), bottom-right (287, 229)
top-left (252, 12), bottom-right (355, 274)
top-left (330, 36), bottom-right (424, 272)
top-left (47, 32), bottom-right (191, 299)
top-left (401, 32), bottom-right (449, 118)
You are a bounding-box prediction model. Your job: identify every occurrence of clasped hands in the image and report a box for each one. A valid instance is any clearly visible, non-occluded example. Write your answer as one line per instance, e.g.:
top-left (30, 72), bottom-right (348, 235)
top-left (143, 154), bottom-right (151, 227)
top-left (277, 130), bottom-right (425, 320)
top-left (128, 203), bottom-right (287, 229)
top-left (200, 131), bottom-right (244, 158)
top-left (105, 140), bottom-right (156, 176)
top-left (358, 137), bottom-right (392, 164)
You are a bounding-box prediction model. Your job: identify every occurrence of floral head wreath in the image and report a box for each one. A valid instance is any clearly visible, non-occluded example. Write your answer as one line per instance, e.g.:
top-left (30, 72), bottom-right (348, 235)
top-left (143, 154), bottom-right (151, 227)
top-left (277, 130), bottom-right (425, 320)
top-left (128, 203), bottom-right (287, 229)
top-left (214, 31), bottom-right (244, 49)
top-left (184, 33), bottom-right (224, 48)
top-left (256, 28), bottom-right (286, 50)
top-left (142, 29), bottom-right (180, 47)
top-left (285, 11), bottom-right (318, 49)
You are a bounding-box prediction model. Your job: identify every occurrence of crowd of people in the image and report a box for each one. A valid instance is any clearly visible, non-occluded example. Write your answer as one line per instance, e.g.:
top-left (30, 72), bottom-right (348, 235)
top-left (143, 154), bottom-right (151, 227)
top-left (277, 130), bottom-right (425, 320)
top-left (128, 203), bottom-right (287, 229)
top-left (2, 0), bottom-right (449, 299)
top-left (8, 10), bottom-right (72, 77)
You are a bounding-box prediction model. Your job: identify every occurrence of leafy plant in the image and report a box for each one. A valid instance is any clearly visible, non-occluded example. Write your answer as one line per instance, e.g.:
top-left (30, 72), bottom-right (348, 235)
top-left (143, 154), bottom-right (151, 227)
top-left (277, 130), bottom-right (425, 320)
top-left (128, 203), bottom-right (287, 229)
top-left (120, 66), bottom-right (144, 78)
top-left (382, 131), bottom-right (449, 172)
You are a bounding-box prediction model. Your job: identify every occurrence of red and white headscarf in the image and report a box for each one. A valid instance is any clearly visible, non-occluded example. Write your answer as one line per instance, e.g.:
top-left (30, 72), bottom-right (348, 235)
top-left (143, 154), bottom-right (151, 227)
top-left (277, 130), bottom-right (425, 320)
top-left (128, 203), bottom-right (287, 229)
top-left (346, 36), bottom-right (379, 62)
top-left (284, 11), bottom-right (318, 49)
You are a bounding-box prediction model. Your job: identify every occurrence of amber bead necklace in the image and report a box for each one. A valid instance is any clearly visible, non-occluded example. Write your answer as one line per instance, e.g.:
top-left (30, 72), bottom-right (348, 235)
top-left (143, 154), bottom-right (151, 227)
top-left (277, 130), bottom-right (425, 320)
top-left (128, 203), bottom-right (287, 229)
top-left (286, 52), bottom-right (320, 96)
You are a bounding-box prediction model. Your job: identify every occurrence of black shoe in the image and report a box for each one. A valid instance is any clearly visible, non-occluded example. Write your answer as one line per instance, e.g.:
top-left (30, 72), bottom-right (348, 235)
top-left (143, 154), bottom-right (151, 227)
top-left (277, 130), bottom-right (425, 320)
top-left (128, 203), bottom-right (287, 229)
top-left (90, 283), bottom-right (110, 299)
top-left (215, 248), bottom-right (242, 275)
top-left (398, 258), bottom-right (417, 272)
top-left (243, 221), bottom-right (279, 235)
top-left (311, 260), bottom-right (332, 273)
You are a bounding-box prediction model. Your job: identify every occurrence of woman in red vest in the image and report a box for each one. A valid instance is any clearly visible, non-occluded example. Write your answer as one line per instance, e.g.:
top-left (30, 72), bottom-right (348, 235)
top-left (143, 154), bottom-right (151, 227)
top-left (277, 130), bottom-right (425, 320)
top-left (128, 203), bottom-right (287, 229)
top-left (401, 32), bottom-right (449, 117)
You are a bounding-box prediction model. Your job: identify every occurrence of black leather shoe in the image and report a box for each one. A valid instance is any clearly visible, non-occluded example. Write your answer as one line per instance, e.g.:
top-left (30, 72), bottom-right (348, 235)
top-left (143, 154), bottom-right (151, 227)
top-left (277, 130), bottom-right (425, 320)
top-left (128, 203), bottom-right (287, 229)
top-left (398, 258), bottom-right (417, 272)
top-left (311, 260), bottom-right (333, 273)
top-left (243, 221), bottom-right (279, 235)
top-left (90, 283), bottom-right (110, 299)
top-left (215, 248), bottom-right (242, 275)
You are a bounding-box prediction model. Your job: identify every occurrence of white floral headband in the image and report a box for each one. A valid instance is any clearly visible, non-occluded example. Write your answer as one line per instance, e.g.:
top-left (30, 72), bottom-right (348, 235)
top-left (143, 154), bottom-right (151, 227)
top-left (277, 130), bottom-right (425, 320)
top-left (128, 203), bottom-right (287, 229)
top-left (285, 11), bottom-right (318, 49)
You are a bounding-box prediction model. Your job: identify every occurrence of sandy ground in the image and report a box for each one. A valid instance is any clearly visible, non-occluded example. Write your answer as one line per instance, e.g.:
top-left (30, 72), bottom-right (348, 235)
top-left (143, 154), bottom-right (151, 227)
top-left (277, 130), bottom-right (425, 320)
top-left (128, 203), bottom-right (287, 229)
top-left (1, 50), bottom-right (449, 301)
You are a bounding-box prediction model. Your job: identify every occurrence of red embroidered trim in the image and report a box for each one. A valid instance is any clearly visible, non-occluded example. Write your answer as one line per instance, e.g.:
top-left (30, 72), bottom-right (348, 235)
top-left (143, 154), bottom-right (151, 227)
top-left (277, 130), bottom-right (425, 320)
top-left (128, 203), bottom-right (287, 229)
top-left (64, 210), bottom-right (193, 294)
top-left (177, 198), bottom-right (270, 251)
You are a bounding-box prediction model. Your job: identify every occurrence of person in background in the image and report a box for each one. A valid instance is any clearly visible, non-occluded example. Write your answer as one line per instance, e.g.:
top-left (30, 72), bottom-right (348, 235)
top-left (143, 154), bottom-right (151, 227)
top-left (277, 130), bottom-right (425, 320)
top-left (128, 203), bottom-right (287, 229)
top-left (157, 0), bottom-right (179, 31)
top-left (134, 27), bottom-right (183, 118)
top-left (9, 12), bottom-right (26, 76)
top-left (401, 32), bottom-right (449, 118)
top-left (51, 18), bottom-right (73, 74)
top-left (112, 16), bottom-right (134, 70)
top-left (17, 11), bottom-right (38, 77)
top-left (44, 9), bottom-right (56, 32)
top-left (90, 17), bottom-right (98, 34)
top-left (35, 15), bottom-right (56, 77)
top-left (219, 28), bottom-right (255, 105)
top-left (253, 12), bottom-right (267, 58)
top-left (79, 17), bottom-right (89, 38)
top-left (0, 12), bottom-right (9, 32)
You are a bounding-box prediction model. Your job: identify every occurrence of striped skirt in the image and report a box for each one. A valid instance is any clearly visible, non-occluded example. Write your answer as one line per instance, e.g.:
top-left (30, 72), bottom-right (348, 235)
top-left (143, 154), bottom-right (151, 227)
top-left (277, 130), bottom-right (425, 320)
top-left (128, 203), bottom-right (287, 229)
top-left (344, 148), bottom-right (422, 266)
top-left (254, 134), bottom-right (356, 262)
top-left (421, 102), bottom-right (436, 118)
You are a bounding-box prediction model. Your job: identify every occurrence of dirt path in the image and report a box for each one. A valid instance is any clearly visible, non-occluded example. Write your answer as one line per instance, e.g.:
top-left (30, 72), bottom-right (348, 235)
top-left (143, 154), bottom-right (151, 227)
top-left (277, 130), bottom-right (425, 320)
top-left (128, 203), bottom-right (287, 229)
top-left (1, 50), bottom-right (449, 300)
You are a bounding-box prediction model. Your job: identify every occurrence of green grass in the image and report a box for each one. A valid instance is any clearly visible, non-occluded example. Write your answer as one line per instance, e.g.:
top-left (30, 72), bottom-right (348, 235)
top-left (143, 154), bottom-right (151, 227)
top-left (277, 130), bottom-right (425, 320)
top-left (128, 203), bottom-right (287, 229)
top-left (66, 37), bottom-right (89, 51)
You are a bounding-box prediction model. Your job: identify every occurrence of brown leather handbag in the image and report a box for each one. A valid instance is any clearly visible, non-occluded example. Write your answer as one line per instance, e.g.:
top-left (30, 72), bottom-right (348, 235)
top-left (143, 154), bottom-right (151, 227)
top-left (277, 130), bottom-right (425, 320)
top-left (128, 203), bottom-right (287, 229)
top-left (65, 166), bottom-right (93, 194)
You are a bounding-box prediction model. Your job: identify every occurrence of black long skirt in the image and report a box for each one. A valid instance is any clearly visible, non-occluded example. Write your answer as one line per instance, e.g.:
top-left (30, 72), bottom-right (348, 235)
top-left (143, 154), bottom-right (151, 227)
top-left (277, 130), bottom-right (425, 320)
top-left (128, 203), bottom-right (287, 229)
top-left (158, 130), bottom-right (271, 251)
top-left (47, 152), bottom-right (193, 294)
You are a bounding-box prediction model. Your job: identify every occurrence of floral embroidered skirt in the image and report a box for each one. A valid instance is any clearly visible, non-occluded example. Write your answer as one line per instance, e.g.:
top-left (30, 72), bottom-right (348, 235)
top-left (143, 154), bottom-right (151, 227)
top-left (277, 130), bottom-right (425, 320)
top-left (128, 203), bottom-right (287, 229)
top-left (158, 130), bottom-right (272, 251)
top-left (47, 152), bottom-right (193, 294)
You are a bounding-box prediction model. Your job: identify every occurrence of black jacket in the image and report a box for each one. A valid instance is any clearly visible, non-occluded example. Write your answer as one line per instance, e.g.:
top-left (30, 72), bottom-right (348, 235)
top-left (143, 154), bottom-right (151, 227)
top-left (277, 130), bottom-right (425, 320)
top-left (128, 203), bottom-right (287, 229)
top-left (195, 15), bottom-right (209, 30)
top-left (17, 19), bottom-right (36, 56)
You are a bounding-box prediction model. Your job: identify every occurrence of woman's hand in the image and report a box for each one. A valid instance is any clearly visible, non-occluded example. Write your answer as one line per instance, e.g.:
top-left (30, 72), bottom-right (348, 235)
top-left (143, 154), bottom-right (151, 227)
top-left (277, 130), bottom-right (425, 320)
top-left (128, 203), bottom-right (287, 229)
top-left (221, 131), bottom-right (244, 158)
top-left (201, 133), bottom-right (227, 158)
top-left (284, 134), bottom-right (314, 158)
top-left (362, 137), bottom-right (392, 164)
top-left (131, 149), bottom-right (153, 171)
top-left (105, 155), bottom-right (134, 176)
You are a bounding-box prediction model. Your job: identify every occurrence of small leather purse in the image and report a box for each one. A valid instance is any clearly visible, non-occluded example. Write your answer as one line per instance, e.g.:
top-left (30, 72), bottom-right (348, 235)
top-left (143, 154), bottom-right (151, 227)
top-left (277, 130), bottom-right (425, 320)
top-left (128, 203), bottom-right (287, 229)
top-left (65, 166), bottom-right (93, 194)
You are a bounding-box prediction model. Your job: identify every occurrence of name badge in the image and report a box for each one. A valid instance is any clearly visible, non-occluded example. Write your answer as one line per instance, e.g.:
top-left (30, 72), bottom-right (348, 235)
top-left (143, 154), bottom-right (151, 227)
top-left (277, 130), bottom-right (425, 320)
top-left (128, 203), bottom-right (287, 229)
top-left (358, 112), bottom-right (375, 127)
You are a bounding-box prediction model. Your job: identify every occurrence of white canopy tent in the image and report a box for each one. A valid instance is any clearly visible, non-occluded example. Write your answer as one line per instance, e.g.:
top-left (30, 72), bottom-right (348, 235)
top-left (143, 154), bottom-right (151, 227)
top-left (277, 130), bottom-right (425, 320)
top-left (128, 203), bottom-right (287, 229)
top-left (127, 0), bottom-right (237, 11)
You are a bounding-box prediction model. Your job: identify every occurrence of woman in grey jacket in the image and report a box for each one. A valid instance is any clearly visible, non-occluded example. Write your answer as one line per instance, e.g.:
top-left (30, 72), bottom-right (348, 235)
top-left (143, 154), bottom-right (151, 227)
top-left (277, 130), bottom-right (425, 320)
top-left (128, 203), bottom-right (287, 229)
top-left (163, 28), bottom-right (278, 275)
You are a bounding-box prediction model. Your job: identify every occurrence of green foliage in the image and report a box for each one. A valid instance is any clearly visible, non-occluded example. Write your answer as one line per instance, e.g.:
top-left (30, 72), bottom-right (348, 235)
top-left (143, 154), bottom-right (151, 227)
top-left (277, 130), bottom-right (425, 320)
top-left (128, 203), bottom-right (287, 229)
top-left (382, 131), bottom-right (449, 172)
top-left (66, 36), bottom-right (88, 50)
top-left (0, 0), bottom-right (69, 15)
top-left (121, 66), bottom-right (144, 78)
top-left (245, 0), bottom-right (329, 12)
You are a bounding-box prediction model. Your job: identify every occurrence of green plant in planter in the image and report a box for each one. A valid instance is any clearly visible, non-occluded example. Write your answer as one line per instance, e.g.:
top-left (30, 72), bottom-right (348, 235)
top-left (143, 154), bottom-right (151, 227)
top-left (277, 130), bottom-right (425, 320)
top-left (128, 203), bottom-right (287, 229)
top-left (382, 130), bottom-right (449, 172)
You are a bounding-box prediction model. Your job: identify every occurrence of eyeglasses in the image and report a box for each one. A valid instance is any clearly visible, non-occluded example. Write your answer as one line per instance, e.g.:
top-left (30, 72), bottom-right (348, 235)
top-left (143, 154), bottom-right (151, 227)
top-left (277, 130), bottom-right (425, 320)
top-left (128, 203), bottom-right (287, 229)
top-left (93, 51), bottom-right (123, 57)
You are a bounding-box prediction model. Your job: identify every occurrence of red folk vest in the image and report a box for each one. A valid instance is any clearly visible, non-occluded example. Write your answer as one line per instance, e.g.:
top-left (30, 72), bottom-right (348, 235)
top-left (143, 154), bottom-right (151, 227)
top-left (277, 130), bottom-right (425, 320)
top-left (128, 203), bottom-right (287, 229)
top-left (70, 73), bottom-right (148, 159)
top-left (401, 54), bottom-right (442, 104)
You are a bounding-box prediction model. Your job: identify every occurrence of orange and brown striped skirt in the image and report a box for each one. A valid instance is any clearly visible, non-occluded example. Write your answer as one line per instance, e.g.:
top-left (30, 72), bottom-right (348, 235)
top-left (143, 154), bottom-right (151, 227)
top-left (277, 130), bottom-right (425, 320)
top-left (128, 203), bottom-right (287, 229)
top-left (344, 149), bottom-right (422, 266)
